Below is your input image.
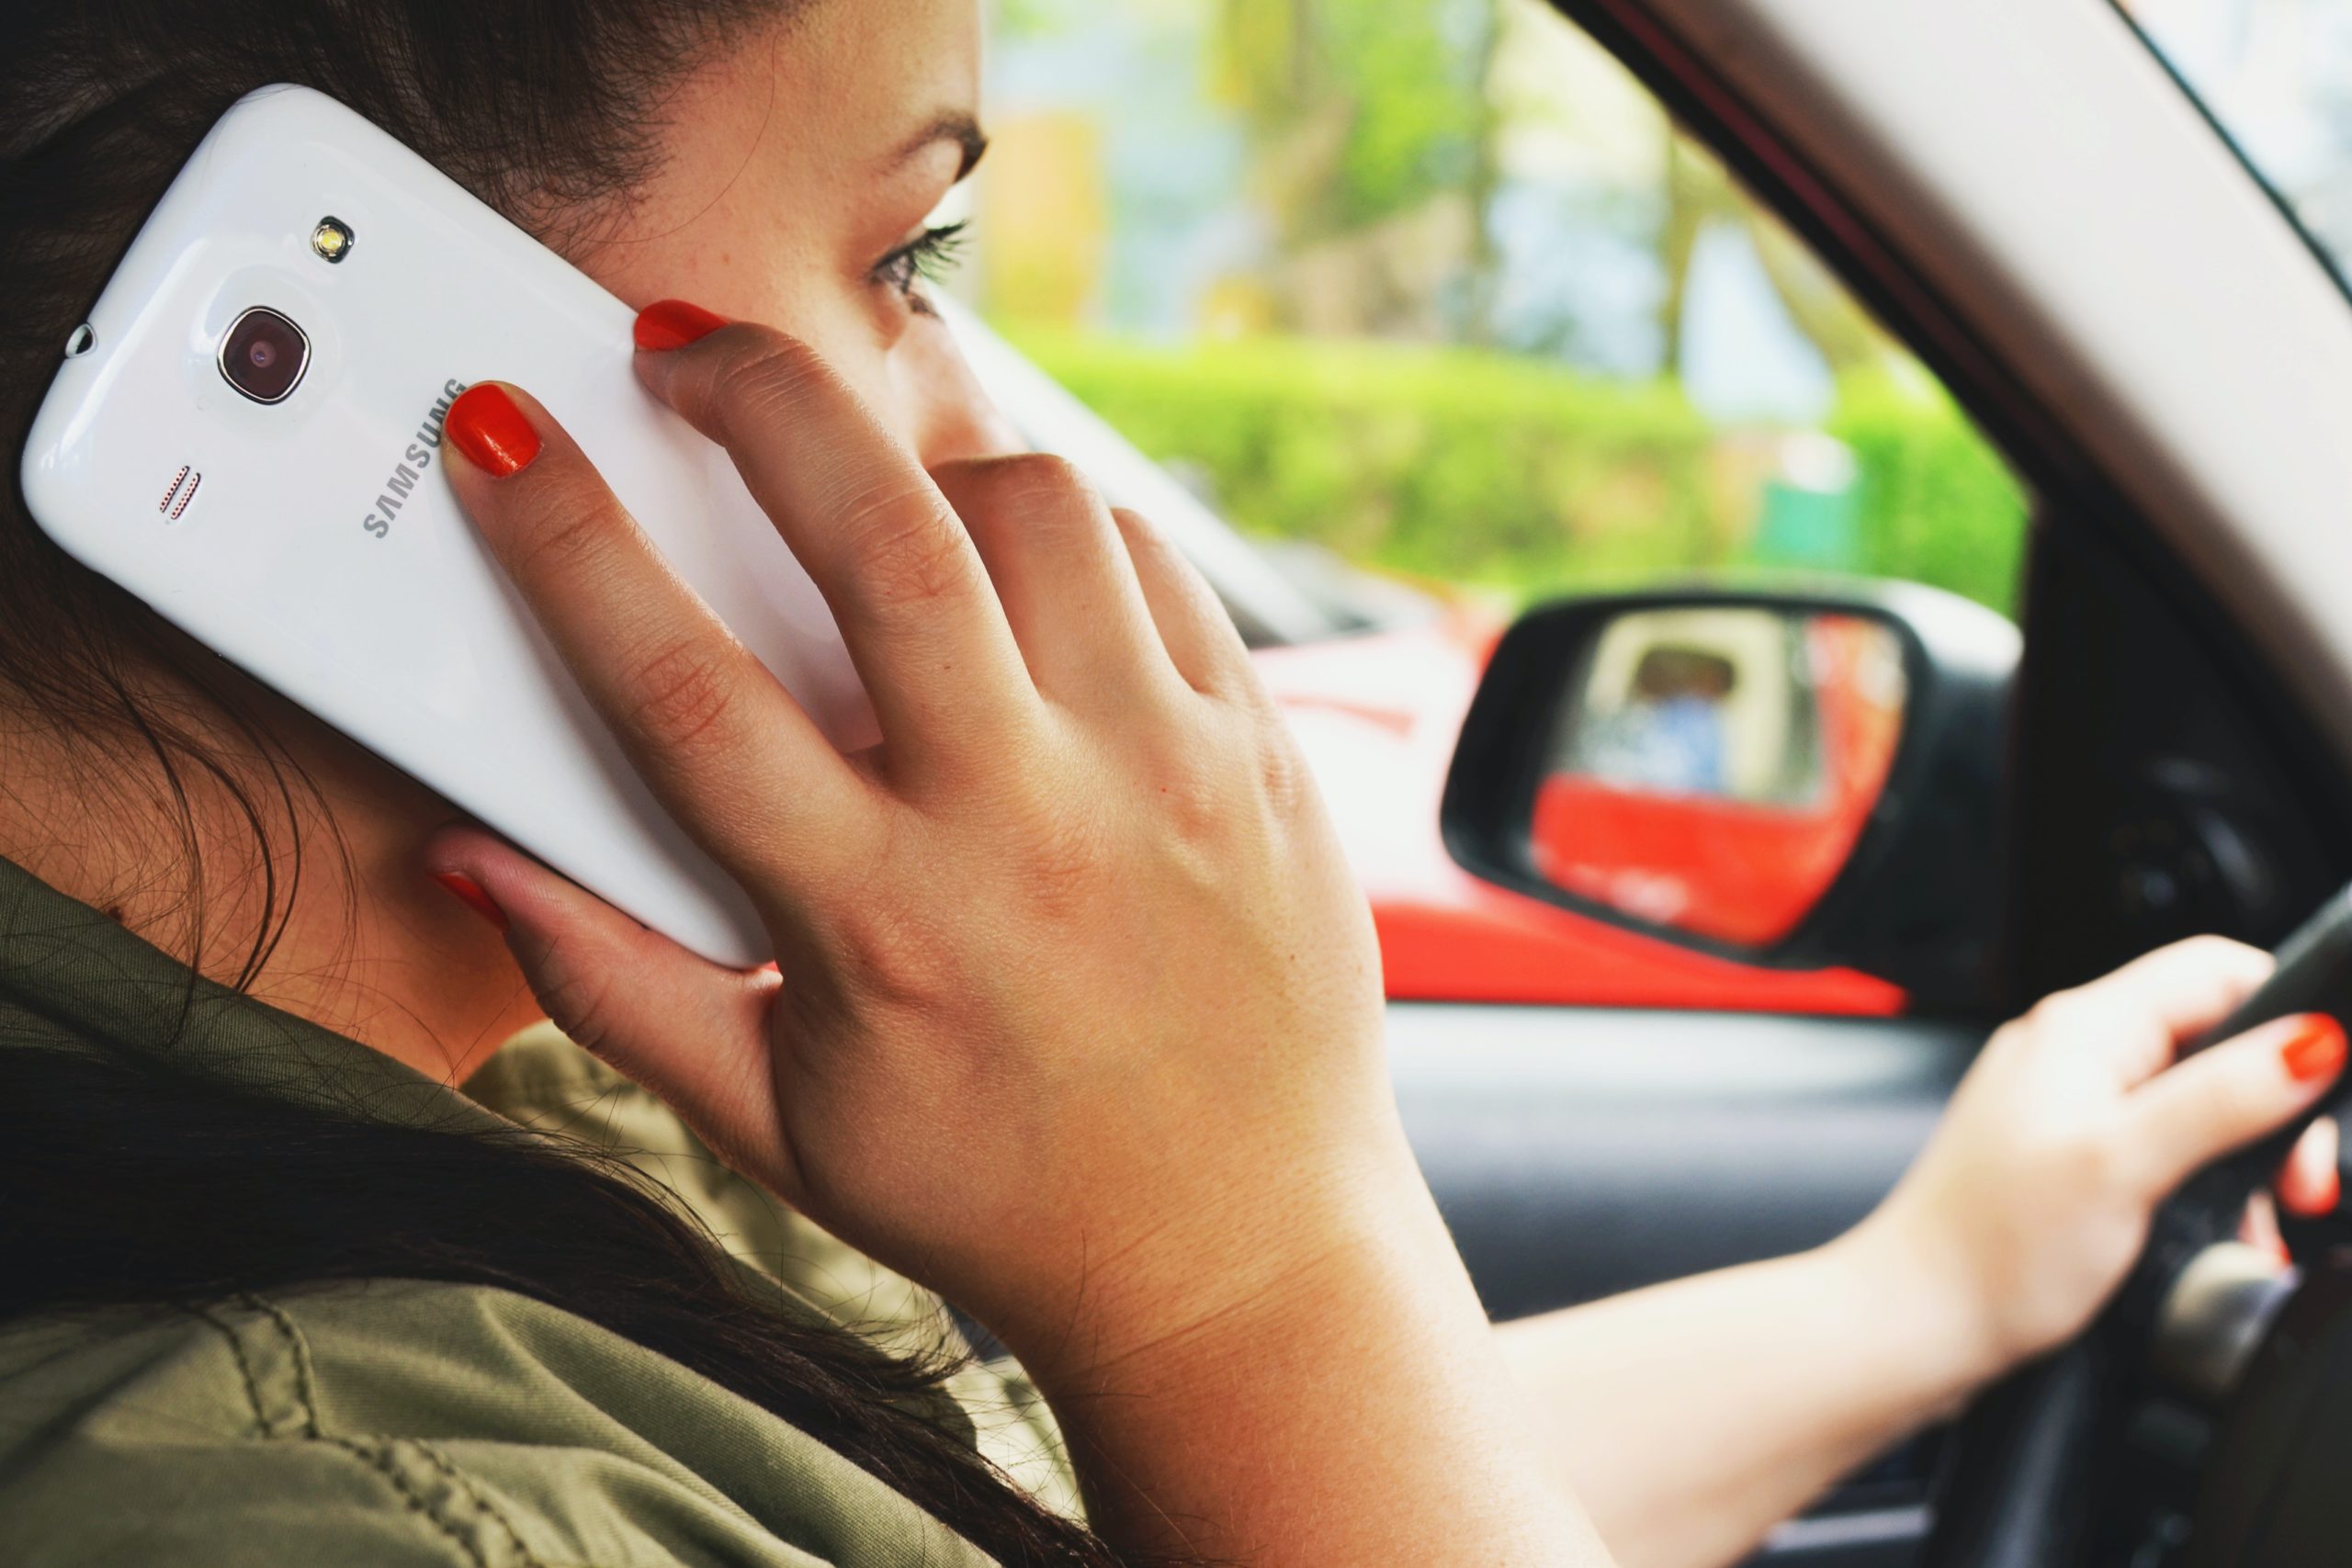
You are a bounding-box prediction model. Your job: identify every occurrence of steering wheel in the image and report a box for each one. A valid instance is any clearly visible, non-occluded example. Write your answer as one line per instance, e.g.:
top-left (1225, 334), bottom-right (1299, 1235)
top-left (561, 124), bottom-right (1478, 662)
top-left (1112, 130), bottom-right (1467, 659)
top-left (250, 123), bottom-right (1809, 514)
top-left (1922, 1082), bottom-right (2347, 1566)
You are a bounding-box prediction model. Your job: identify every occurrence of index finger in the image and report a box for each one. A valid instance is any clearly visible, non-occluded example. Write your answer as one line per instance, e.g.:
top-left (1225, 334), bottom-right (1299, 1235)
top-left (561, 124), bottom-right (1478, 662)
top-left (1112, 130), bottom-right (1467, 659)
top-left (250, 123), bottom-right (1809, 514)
top-left (633, 318), bottom-right (1043, 783)
top-left (2068, 935), bottom-right (2277, 1087)
top-left (441, 381), bottom-right (871, 886)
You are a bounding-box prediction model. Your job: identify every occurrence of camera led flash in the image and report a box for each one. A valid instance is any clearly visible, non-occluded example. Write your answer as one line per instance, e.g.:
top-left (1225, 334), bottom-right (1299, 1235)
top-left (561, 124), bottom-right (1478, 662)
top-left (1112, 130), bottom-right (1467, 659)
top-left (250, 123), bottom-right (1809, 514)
top-left (311, 217), bottom-right (355, 263)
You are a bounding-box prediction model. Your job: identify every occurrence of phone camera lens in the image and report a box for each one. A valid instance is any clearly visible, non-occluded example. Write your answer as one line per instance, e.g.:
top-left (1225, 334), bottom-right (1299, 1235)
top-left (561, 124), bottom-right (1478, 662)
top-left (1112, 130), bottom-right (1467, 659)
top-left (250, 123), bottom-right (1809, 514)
top-left (218, 306), bottom-right (310, 404)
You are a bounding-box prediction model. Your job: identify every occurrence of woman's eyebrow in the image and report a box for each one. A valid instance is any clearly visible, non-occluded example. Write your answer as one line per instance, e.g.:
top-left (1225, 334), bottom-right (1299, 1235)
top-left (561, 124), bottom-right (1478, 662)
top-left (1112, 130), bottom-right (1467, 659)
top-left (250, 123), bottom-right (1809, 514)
top-left (888, 110), bottom-right (989, 183)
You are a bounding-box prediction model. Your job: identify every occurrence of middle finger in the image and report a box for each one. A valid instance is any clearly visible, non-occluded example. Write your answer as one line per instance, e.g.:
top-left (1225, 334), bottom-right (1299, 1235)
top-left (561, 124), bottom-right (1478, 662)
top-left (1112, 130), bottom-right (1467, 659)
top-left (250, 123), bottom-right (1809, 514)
top-left (635, 317), bottom-right (1044, 784)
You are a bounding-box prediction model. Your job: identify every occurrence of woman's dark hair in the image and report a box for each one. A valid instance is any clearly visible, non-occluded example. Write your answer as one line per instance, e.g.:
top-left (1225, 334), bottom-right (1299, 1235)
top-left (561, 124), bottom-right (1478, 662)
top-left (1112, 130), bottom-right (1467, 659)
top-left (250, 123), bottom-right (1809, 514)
top-left (0, 6), bottom-right (1127, 1563)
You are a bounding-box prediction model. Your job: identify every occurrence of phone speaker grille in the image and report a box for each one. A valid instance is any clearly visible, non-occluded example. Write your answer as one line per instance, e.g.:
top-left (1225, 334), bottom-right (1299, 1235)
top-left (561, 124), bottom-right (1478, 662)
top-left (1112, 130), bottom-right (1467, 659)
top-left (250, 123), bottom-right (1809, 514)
top-left (157, 464), bottom-right (201, 521)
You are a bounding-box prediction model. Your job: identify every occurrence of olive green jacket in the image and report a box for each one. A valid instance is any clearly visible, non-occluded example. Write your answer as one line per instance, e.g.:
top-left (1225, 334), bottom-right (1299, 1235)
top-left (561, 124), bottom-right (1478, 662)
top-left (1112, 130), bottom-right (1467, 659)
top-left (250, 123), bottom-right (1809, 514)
top-left (0, 856), bottom-right (1076, 1566)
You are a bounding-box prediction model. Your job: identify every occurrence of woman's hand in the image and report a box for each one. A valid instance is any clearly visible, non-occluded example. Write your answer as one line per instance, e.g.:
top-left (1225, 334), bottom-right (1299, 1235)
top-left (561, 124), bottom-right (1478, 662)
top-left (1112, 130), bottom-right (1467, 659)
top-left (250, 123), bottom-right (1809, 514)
top-left (424, 315), bottom-right (1610, 1564)
top-left (1851, 937), bottom-right (2345, 1382)
top-left (425, 324), bottom-right (1398, 1377)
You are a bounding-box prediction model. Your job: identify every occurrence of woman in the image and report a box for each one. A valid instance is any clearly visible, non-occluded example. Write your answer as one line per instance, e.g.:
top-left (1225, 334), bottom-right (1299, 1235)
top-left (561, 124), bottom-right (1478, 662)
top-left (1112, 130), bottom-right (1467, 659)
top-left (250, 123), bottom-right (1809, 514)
top-left (0, 4), bottom-right (2341, 1566)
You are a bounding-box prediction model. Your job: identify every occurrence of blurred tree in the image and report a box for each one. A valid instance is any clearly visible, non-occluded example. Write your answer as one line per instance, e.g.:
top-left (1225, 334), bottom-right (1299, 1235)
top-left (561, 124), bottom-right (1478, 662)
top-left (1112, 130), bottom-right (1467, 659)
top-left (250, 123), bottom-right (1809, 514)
top-left (1657, 138), bottom-right (1894, 377)
top-left (1209, 0), bottom-right (1505, 338)
top-left (992, 0), bottom-right (1097, 41)
top-left (975, 113), bottom-right (1106, 326)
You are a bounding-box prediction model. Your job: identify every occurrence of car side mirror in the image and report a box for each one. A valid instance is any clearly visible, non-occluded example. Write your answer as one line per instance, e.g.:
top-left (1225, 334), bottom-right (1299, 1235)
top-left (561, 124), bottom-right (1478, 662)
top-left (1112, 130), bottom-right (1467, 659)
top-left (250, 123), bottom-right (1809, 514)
top-left (1442, 585), bottom-right (2019, 1011)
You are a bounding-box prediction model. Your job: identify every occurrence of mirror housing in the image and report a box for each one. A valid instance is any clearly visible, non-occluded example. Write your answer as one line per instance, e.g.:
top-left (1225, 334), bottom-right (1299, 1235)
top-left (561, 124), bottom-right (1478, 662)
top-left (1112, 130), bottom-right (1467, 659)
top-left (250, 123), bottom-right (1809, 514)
top-left (1442, 583), bottom-right (2019, 1012)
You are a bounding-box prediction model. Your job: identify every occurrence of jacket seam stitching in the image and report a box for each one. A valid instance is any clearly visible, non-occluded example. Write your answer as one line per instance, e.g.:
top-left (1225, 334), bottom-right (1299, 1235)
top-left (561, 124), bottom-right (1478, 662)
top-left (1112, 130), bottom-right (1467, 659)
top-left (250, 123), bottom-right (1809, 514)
top-left (235, 1294), bottom-right (560, 1568)
top-left (412, 1438), bottom-right (546, 1567)
top-left (324, 1436), bottom-right (503, 1568)
top-left (171, 1293), bottom-right (595, 1567)
top-left (187, 1303), bottom-right (271, 1440)
top-left (239, 1292), bottom-right (322, 1438)
top-left (335, 1437), bottom-right (607, 1568)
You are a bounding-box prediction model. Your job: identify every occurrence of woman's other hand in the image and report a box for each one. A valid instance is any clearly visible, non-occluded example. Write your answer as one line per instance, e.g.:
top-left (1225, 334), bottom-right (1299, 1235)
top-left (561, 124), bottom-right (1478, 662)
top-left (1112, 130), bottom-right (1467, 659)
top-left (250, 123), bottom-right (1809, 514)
top-left (1490, 939), bottom-right (2341, 1568)
top-left (1853, 937), bottom-right (2345, 1382)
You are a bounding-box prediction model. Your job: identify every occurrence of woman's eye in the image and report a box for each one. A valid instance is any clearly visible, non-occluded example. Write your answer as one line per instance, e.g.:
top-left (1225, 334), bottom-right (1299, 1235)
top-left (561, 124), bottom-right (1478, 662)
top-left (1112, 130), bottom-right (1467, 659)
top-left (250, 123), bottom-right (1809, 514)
top-left (872, 221), bottom-right (969, 313)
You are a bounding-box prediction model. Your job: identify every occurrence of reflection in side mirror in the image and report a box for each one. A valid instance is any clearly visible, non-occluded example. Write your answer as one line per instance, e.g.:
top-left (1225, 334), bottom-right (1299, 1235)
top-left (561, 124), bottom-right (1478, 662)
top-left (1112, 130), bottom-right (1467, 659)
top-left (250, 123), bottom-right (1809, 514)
top-left (1532, 609), bottom-right (1908, 948)
top-left (1442, 584), bottom-right (2018, 1011)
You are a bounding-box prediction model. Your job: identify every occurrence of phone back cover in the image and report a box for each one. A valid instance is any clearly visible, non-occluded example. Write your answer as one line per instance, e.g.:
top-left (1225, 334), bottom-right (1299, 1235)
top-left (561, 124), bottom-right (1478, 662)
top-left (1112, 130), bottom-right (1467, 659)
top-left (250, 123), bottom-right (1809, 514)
top-left (20, 85), bottom-right (873, 966)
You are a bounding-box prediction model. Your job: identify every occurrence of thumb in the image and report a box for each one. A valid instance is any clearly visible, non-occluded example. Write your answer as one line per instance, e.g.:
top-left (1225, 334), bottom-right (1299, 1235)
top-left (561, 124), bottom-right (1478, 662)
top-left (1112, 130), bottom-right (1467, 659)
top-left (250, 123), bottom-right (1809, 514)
top-left (2126, 1012), bottom-right (2347, 1200)
top-left (424, 824), bottom-right (789, 1179)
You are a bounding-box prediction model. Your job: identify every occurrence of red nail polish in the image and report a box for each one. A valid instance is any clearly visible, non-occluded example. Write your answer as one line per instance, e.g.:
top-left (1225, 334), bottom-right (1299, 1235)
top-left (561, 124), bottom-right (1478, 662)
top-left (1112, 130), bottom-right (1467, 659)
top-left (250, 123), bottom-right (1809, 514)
top-left (2282, 1013), bottom-right (2347, 1082)
top-left (430, 871), bottom-right (508, 931)
top-left (445, 384), bottom-right (541, 477)
top-left (634, 299), bottom-right (729, 352)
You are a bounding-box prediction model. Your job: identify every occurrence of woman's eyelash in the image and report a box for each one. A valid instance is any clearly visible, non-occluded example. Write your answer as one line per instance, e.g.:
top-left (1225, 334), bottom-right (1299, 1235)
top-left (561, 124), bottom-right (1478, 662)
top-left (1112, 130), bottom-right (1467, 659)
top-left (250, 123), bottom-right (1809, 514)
top-left (875, 221), bottom-right (970, 302)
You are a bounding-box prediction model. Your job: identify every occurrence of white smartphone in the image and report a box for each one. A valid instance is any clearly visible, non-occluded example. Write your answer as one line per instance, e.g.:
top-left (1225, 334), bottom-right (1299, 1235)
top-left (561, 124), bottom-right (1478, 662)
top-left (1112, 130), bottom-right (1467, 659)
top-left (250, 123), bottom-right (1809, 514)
top-left (19, 84), bottom-right (875, 967)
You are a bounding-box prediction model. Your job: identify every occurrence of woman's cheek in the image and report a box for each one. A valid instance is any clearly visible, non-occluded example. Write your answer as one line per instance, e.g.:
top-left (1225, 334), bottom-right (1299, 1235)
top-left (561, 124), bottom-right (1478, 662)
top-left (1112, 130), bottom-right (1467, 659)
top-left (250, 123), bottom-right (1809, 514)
top-left (717, 280), bottom-right (904, 419)
top-left (896, 321), bottom-right (1024, 468)
top-left (678, 278), bottom-right (1013, 467)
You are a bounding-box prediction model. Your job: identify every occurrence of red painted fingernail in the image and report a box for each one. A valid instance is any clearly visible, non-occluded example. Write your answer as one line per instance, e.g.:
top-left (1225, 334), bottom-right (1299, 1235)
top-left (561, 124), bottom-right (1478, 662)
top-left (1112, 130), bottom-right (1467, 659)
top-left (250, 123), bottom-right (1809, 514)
top-left (2281, 1161), bottom-right (2341, 1220)
top-left (445, 384), bottom-right (541, 477)
top-left (634, 299), bottom-right (729, 352)
top-left (430, 871), bottom-right (508, 931)
top-left (2282, 1014), bottom-right (2347, 1082)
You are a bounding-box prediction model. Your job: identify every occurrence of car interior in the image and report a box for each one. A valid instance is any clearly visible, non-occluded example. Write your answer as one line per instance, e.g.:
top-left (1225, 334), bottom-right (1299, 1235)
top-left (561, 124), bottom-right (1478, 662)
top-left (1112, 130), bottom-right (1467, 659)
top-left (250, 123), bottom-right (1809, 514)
top-left (19, 0), bottom-right (2352, 1562)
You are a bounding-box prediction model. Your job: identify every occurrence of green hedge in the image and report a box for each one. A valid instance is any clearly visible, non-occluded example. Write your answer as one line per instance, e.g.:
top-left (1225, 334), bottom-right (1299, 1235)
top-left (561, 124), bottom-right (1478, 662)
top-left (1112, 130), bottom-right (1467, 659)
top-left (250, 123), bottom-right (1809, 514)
top-left (1005, 328), bottom-right (2028, 615)
top-left (1827, 370), bottom-right (2028, 615)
